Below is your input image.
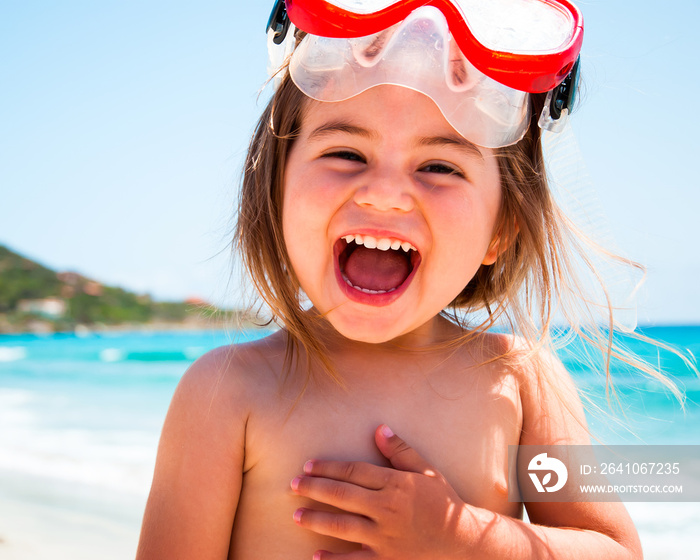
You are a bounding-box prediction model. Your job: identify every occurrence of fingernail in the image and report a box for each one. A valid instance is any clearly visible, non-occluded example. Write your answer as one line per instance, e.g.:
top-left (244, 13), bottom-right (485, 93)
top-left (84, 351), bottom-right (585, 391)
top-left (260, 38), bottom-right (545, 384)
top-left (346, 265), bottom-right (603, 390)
top-left (381, 424), bottom-right (394, 438)
top-left (313, 553), bottom-right (322, 560)
top-left (290, 476), bottom-right (301, 491)
top-left (293, 508), bottom-right (304, 523)
top-left (303, 460), bottom-right (314, 474)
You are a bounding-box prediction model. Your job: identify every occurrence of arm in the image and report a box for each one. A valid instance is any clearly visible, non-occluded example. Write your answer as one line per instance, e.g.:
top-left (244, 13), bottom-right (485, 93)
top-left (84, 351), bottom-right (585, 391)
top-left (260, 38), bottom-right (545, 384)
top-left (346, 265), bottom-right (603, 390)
top-left (290, 351), bottom-right (642, 560)
top-left (136, 347), bottom-right (248, 560)
top-left (507, 348), bottom-right (643, 559)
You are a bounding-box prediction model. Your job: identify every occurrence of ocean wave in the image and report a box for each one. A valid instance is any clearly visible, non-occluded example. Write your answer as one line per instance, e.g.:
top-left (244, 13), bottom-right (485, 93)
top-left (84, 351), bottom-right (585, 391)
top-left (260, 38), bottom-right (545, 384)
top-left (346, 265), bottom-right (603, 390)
top-left (627, 502), bottom-right (700, 557)
top-left (0, 387), bottom-right (34, 404)
top-left (184, 346), bottom-right (206, 360)
top-left (0, 388), bottom-right (37, 426)
top-left (0, 346), bottom-right (27, 362)
top-left (0, 427), bottom-right (157, 496)
top-left (100, 348), bottom-right (124, 362)
top-left (107, 350), bottom-right (207, 362)
top-left (97, 348), bottom-right (202, 362)
top-left (126, 350), bottom-right (196, 362)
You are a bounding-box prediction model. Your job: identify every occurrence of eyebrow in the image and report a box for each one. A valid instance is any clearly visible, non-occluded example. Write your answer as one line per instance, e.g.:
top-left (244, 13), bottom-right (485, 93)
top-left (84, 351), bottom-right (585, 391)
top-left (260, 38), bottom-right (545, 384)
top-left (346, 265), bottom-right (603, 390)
top-left (307, 121), bottom-right (379, 142)
top-left (417, 134), bottom-right (484, 161)
top-left (307, 121), bottom-right (484, 161)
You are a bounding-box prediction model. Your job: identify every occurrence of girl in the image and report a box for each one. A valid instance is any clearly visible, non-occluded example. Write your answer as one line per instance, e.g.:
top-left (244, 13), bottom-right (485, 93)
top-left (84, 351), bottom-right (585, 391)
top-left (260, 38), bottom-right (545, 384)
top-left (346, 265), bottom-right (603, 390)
top-left (137, 1), bottom-right (655, 558)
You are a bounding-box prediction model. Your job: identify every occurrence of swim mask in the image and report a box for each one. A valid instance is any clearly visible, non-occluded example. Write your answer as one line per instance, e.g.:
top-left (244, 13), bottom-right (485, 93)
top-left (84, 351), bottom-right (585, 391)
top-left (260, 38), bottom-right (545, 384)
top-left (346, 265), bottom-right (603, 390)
top-left (266, 0), bottom-right (583, 148)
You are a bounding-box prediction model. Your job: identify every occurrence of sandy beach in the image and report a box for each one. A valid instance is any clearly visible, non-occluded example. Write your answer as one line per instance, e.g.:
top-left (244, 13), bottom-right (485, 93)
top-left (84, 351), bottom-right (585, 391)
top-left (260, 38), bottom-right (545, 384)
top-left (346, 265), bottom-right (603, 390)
top-left (0, 469), bottom-right (146, 559)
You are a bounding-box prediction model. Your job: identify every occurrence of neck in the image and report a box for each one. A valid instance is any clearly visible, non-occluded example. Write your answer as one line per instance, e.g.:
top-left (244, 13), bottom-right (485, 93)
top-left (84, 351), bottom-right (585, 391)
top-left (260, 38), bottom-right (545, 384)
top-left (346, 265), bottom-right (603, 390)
top-left (293, 309), bottom-right (481, 391)
top-left (305, 308), bottom-right (465, 355)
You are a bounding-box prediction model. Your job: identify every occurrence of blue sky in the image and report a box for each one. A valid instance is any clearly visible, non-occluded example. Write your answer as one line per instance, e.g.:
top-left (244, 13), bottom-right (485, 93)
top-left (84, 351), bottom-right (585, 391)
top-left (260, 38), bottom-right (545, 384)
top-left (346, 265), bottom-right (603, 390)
top-left (1, 1), bottom-right (699, 325)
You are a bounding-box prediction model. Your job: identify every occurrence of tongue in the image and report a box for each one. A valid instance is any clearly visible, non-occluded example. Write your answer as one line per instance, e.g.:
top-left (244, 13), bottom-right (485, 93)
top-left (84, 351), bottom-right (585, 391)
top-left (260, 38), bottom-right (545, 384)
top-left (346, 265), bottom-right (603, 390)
top-left (344, 246), bottom-right (411, 291)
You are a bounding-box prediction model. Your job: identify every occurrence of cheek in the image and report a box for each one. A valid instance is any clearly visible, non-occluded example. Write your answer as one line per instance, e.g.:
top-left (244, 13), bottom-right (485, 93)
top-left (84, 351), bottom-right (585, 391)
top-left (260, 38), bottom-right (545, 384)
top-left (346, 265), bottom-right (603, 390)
top-left (425, 180), bottom-right (502, 285)
top-left (282, 165), bottom-right (307, 281)
top-left (282, 180), bottom-right (312, 280)
top-left (281, 170), bottom-right (336, 292)
top-left (434, 192), bottom-right (501, 252)
top-left (283, 176), bottom-right (327, 249)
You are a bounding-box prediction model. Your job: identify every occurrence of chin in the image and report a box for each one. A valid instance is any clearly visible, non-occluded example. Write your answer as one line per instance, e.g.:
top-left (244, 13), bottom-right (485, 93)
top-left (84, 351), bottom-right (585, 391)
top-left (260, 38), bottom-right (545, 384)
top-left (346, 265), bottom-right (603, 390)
top-left (324, 305), bottom-right (414, 344)
top-left (335, 328), bottom-right (398, 345)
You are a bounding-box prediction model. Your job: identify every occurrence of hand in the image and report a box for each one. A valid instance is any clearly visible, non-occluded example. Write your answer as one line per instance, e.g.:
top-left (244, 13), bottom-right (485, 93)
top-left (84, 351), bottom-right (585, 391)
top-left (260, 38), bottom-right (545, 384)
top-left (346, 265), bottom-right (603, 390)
top-left (290, 424), bottom-right (470, 559)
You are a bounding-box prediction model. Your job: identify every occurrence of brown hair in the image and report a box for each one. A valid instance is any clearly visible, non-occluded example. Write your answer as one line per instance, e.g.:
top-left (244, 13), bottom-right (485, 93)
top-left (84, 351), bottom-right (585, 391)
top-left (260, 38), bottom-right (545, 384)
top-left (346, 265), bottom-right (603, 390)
top-left (234, 69), bottom-right (337, 381)
top-left (233, 62), bottom-right (692, 401)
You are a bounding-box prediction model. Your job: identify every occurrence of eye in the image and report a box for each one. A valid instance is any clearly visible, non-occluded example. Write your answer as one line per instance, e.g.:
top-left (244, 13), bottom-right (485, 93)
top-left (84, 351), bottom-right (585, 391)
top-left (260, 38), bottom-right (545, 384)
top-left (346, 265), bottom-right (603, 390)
top-left (321, 150), bottom-right (366, 163)
top-left (419, 162), bottom-right (465, 179)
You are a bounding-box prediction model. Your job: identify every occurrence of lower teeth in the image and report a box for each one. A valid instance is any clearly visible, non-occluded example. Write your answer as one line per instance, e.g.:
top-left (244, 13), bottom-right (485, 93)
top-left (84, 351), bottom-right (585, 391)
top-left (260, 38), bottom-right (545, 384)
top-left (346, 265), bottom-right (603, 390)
top-left (341, 272), bottom-right (397, 295)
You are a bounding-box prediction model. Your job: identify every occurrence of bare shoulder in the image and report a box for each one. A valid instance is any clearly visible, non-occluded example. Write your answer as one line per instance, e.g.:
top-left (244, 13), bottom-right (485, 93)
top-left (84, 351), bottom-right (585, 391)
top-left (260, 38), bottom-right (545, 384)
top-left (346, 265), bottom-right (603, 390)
top-left (462, 330), bottom-right (588, 446)
top-left (491, 334), bottom-right (589, 446)
top-left (177, 328), bottom-right (288, 409)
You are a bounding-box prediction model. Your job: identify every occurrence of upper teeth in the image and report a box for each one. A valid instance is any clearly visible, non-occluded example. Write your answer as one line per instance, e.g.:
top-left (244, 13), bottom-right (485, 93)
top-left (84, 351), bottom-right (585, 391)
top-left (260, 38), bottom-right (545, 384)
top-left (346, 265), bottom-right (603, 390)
top-left (342, 234), bottom-right (416, 252)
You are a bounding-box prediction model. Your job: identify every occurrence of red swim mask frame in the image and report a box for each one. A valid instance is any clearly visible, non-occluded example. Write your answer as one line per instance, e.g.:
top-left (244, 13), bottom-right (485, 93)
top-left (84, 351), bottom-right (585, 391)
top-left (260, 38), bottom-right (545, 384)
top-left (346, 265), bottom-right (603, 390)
top-left (277, 0), bottom-right (583, 94)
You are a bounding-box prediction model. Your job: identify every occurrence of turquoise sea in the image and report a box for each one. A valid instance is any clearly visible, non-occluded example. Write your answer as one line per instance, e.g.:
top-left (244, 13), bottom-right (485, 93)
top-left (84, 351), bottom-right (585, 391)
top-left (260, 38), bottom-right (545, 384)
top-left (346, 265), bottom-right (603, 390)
top-left (0, 326), bottom-right (698, 558)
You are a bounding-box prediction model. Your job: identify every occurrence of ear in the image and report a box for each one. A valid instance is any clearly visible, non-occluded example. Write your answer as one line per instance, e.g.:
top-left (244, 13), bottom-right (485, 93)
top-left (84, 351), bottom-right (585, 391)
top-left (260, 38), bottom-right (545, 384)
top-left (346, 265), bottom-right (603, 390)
top-left (482, 220), bottom-right (519, 265)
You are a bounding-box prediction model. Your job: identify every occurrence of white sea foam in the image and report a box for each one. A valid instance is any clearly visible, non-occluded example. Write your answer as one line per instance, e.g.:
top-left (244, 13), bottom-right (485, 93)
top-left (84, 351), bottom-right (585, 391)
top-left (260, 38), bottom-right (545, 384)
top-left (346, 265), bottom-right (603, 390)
top-left (100, 348), bottom-right (124, 362)
top-left (0, 387), bottom-right (34, 405)
top-left (0, 387), bottom-right (157, 497)
top-left (0, 388), bottom-right (37, 426)
top-left (0, 346), bottom-right (27, 361)
top-left (627, 502), bottom-right (700, 557)
top-left (0, 425), bottom-right (157, 496)
top-left (184, 346), bottom-right (206, 360)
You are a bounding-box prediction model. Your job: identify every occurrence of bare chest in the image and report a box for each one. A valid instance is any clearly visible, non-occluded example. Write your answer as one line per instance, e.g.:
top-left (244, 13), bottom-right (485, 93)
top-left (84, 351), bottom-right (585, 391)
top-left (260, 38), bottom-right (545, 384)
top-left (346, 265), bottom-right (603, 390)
top-left (229, 368), bottom-right (522, 558)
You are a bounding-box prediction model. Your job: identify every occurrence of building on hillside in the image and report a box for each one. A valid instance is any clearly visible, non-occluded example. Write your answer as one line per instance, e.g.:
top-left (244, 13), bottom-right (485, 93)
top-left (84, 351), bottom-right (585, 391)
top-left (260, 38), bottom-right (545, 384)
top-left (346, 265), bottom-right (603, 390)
top-left (83, 281), bottom-right (103, 296)
top-left (57, 271), bottom-right (82, 286)
top-left (17, 298), bottom-right (67, 318)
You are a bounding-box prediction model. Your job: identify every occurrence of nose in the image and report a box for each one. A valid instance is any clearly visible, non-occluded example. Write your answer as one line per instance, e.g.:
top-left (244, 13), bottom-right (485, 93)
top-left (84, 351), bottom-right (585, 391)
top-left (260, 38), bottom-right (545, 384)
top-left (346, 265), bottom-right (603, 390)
top-left (352, 168), bottom-right (415, 213)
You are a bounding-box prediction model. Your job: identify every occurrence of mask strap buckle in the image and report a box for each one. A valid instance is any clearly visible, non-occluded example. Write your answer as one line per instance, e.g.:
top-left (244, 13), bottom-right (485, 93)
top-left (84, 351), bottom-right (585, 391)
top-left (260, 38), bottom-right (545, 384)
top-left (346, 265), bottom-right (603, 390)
top-left (266, 0), bottom-right (297, 79)
top-left (267, 0), bottom-right (292, 45)
top-left (539, 56), bottom-right (581, 133)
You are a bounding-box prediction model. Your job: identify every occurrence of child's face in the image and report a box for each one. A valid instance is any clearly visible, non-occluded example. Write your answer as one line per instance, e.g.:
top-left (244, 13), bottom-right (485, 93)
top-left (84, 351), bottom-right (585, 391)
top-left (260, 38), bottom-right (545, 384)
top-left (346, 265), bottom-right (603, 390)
top-left (283, 85), bottom-right (503, 344)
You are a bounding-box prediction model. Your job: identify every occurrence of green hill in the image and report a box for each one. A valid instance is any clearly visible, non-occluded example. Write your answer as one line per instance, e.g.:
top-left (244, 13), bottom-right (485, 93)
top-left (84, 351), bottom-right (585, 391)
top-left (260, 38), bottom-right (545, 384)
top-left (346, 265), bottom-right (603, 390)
top-left (0, 244), bottom-right (217, 333)
top-left (0, 245), bottom-right (62, 312)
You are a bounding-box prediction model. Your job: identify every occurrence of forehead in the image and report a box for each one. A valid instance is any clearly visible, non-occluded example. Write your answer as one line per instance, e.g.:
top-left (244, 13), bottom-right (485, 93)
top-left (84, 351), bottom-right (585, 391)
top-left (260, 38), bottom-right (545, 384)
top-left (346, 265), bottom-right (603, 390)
top-left (299, 86), bottom-right (480, 144)
top-left (297, 86), bottom-right (495, 163)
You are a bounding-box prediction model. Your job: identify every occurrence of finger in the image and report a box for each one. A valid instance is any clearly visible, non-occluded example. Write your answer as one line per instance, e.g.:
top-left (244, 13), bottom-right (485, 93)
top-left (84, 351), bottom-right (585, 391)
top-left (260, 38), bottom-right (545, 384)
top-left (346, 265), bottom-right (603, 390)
top-left (292, 475), bottom-right (377, 515)
top-left (313, 547), bottom-right (374, 560)
top-left (293, 507), bottom-right (373, 544)
top-left (374, 424), bottom-right (438, 476)
top-left (303, 459), bottom-right (392, 490)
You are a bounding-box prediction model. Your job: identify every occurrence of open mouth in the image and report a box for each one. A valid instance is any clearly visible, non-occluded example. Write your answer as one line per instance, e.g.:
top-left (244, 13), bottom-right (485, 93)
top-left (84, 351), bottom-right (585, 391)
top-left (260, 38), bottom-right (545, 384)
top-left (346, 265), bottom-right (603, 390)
top-left (334, 234), bottom-right (421, 302)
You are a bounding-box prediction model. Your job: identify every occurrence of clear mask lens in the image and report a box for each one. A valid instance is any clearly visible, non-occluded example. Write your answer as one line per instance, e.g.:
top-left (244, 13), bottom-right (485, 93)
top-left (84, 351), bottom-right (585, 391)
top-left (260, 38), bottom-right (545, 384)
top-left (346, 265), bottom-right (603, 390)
top-left (289, 6), bottom-right (531, 147)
